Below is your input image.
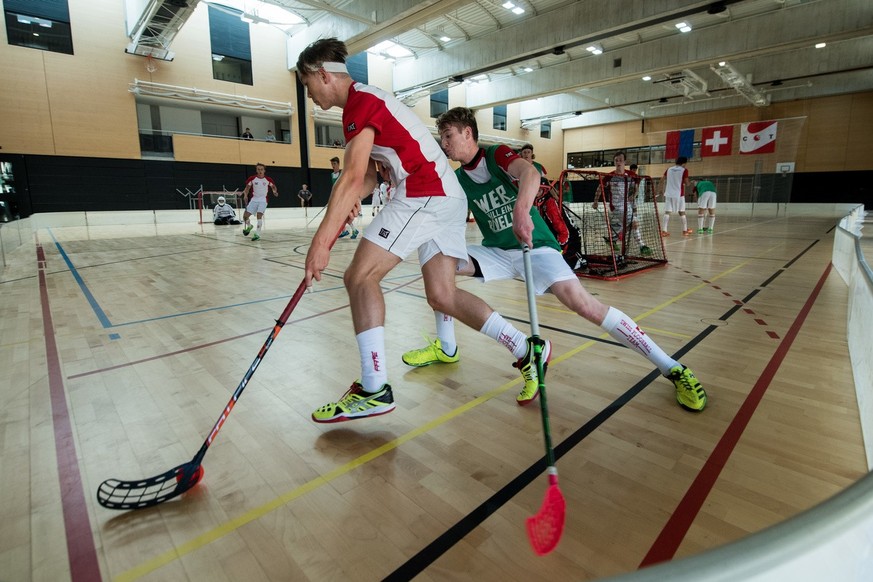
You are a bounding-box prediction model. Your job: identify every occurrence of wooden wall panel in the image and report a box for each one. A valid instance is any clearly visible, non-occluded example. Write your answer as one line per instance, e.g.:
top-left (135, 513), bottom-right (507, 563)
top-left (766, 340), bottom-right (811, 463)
top-left (173, 135), bottom-right (241, 164)
top-left (563, 92), bottom-right (873, 175)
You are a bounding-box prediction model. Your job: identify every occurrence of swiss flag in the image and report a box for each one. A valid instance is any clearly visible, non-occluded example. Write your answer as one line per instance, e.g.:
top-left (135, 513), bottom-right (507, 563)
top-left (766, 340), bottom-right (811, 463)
top-left (740, 121), bottom-right (778, 154)
top-left (701, 126), bottom-right (733, 157)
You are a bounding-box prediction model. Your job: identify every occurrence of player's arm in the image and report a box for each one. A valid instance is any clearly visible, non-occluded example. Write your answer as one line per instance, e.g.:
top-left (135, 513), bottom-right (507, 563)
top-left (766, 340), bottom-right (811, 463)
top-left (305, 127), bottom-right (376, 287)
top-left (506, 156), bottom-right (541, 248)
top-left (270, 178), bottom-right (278, 197)
top-left (242, 181), bottom-right (252, 204)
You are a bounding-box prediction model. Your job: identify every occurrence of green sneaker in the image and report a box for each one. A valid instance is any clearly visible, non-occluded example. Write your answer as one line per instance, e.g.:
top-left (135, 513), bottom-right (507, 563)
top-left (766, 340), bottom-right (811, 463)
top-left (312, 382), bottom-right (395, 423)
top-left (242, 224), bottom-right (253, 236)
top-left (350, 230), bottom-right (359, 239)
top-left (697, 228), bottom-right (706, 234)
top-left (513, 338), bottom-right (552, 406)
top-left (251, 232), bottom-right (260, 241)
top-left (402, 337), bottom-right (459, 367)
top-left (668, 365), bottom-right (707, 412)
top-left (706, 228), bottom-right (714, 234)
top-left (640, 245), bottom-right (653, 257)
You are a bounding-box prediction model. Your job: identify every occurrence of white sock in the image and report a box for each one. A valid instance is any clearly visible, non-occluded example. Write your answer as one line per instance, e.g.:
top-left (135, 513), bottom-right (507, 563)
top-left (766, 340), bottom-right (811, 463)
top-left (357, 327), bottom-right (388, 392)
top-left (256, 219), bottom-right (263, 233)
top-left (601, 307), bottom-right (678, 375)
top-left (480, 312), bottom-right (528, 359)
top-left (680, 215), bottom-right (688, 231)
top-left (662, 214), bottom-right (670, 231)
top-left (434, 311), bottom-right (457, 356)
top-left (707, 215), bottom-right (716, 230)
top-left (698, 215), bottom-right (705, 230)
top-left (633, 228), bottom-right (643, 245)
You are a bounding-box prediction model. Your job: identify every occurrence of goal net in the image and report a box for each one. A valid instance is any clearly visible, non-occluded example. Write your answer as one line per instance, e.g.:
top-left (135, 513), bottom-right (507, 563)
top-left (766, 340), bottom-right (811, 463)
top-left (549, 170), bottom-right (667, 280)
top-left (198, 189), bottom-right (243, 224)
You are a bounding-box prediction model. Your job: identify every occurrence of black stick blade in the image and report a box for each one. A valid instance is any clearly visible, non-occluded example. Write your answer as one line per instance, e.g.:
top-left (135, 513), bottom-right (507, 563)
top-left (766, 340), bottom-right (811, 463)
top-left (96, 462), bottom-right (203, 510)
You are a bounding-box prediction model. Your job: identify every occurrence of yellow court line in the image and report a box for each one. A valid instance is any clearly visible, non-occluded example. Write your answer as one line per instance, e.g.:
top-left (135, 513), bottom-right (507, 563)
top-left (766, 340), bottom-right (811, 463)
top-left (115, 253), bottom-right (768, 581)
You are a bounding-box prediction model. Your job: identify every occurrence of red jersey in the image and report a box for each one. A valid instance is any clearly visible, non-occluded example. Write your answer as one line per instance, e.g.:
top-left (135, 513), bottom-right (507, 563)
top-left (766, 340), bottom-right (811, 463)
top-left (342, 82), bottom-right (464, 201)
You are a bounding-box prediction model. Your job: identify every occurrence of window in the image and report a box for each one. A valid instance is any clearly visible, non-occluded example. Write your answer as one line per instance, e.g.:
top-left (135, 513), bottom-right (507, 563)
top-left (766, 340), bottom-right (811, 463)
top-left (4, 0), bottom-right (73, 55)
top-left (493, 105), bottom-right (507, 131)
top-left (346, 52), bottom-right (369, 84)
top-left (208, 6), bottom-right (253, 85)
top-left (540, 121), bottom-right (551, 139)
top-left (430, 89), bottom-right (448, 118)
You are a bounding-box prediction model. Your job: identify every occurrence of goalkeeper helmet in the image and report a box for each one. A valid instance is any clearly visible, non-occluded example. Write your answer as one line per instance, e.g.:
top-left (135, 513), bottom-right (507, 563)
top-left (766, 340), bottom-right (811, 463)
top-left (217, 196), bottom-right (226, 205)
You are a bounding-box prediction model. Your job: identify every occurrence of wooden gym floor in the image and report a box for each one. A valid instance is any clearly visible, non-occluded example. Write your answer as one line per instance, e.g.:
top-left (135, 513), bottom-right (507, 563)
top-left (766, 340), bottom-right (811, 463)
top-left (0, 204), bottom-right (866, 581)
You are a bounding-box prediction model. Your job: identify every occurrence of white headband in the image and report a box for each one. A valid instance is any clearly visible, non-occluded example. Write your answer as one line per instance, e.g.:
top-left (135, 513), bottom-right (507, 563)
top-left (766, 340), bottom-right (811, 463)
top-left (315, 61), bottom-right (349, 74)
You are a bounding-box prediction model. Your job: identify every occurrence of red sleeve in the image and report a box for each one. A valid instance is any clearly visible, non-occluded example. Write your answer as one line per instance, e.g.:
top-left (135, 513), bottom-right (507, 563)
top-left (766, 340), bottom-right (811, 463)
top-left (343, 86), bottom-right (383, 141)
top-left (266, 177), bottom-right (276, 186)
top-left (245, 176), bottom-right (255, 185)
top-left (493, 144), bottom-right (520, 173)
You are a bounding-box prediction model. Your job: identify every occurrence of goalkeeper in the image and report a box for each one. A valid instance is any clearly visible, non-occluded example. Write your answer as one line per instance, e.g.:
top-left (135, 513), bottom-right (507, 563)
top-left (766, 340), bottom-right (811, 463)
top-left (402, 107), bottom-right (707, 412)
top-left (212, 196), bottom-right (241, 225)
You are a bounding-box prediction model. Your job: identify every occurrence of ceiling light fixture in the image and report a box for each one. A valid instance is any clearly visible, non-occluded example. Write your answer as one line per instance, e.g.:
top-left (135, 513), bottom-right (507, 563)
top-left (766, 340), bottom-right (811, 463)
top-left (502, 2), bottom-right (515, 9)
top-left (815, 42), bottom-right (827, 48)
top-left (586, 45), bottom-right (603, 55)
top-left (675, 22), bottom-right (692, 33)
top-left (523, 67), bottom-right (533, 72)
top-left (512, 6), bottom-right (525, 14)
top-left (642, 75), bottom-right (652, 81)
top-left (710, 60), bottom-right (769, 106)
top-left (439, 36), bottom-right (451, 42)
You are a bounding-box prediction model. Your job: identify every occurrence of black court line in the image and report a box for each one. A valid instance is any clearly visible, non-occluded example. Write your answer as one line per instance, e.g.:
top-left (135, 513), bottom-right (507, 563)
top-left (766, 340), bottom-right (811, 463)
top-left (382, 238), bottom-right (822, 581)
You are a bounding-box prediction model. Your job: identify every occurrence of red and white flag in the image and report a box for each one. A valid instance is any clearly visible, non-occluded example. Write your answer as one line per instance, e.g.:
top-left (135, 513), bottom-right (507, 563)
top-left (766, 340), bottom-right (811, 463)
top-left (701, 125), bottom-right (733, 157)
top-left (740, 121), bottom-right (778, 154)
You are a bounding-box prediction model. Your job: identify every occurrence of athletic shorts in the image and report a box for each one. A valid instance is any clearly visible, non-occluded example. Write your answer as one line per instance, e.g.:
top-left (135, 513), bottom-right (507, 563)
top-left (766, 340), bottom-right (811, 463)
top-left (466, 245), bottom-right (577, 295)
top-left (363, 194), bottom-right (468, 264)
top-left (610, 205), bottom-right (636, 229)
top-left (697, 191), bottom-right (717, 209)
top-left (664, 196), bottom-right (685, 213)
top-left (246, 199), bottom-right (268, 215)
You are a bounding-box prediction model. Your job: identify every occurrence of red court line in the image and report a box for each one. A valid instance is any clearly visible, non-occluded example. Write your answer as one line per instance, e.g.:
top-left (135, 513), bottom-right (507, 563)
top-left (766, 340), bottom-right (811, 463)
top-left (639, 262), bottom-right (834, 568)
top-left (37, 244), bottom-right (103, 581)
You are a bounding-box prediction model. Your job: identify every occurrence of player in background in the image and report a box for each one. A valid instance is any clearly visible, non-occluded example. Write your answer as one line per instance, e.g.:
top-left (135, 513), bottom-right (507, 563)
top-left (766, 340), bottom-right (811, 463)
top-left (659, 157), bottom-right (692, 237)
top-left (593, 151), bottom-right (652, 256)
top-left (213, 195), bottom-right (241, 225)
top-left (694, 179), bottom-right (717, 234)
top-left (403, 107), bottom-right (707, 412)
top-left (331, 156), bottom-right (359, 239)
top-left (242, 163), bottom-right (279, 241)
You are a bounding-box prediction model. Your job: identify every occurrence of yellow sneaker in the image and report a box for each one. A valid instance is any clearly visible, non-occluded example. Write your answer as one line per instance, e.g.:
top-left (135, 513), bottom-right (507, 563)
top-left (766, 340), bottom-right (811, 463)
top-left (513, 338), bottom-right (552, 406)
top-left (668, 365), bottom-right (707, 411)
top-left (401, 337), bottom-right (459, 367)
top-left (311, 382), bottom-right (395, 423)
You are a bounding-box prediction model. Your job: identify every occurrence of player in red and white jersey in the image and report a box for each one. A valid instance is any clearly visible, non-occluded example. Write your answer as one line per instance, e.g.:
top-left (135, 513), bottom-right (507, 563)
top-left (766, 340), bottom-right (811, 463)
top-left (296, 37), bottom-right (520, 423)
top-left (241, 163), bottom-right (278, 241)
top-left (659, 156), bottom-right (691, 236)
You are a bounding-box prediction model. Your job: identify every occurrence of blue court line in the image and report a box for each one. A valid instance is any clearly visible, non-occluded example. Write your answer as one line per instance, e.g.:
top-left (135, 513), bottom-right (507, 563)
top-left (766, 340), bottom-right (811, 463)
top-left (48, 229), bottom-right (113, 328)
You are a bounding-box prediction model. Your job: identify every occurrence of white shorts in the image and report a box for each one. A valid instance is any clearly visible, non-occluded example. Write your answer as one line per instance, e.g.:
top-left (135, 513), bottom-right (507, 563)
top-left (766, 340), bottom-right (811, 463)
top-left (363, 195), bottom-right (468, 264)
top-left (466, 245), bottom-right (577, 295)
top-left (697, 191), bottom-right (717, 209)
top-left (664, 196), bottom-right (685, 213)
top-left (246, 199), bottom-right (268, 215)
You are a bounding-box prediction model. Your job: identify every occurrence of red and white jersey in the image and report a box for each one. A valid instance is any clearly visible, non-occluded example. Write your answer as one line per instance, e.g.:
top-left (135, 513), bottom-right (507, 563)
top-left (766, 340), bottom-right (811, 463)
top-left (663, 165), bottom-right (688, 197)
top-left (342, 82), bottom-right (464, 201)
top-left (246, 175), bottom-right (275, 200)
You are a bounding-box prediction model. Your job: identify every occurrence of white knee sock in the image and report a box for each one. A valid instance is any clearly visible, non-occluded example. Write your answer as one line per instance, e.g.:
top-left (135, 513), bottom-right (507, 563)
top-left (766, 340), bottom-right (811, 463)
top-left (357, 327), bottom-right (388, 392)
top-left (662, 214), bottom-right (670, 231)
top-left (680, 215), bottom-right (688, 231)
top-left (434, 311), bottom-right (457, 356)
top-left (698, 215), bottom-right (705, 230)
top-left (480, 312), bottom-right (528, 359)
top-left (256, 219), bottom-right (263, 233)
top-left (707, 215), bottom-right (716, 229)
top-left (601, 307), bottom-right (678, 375)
